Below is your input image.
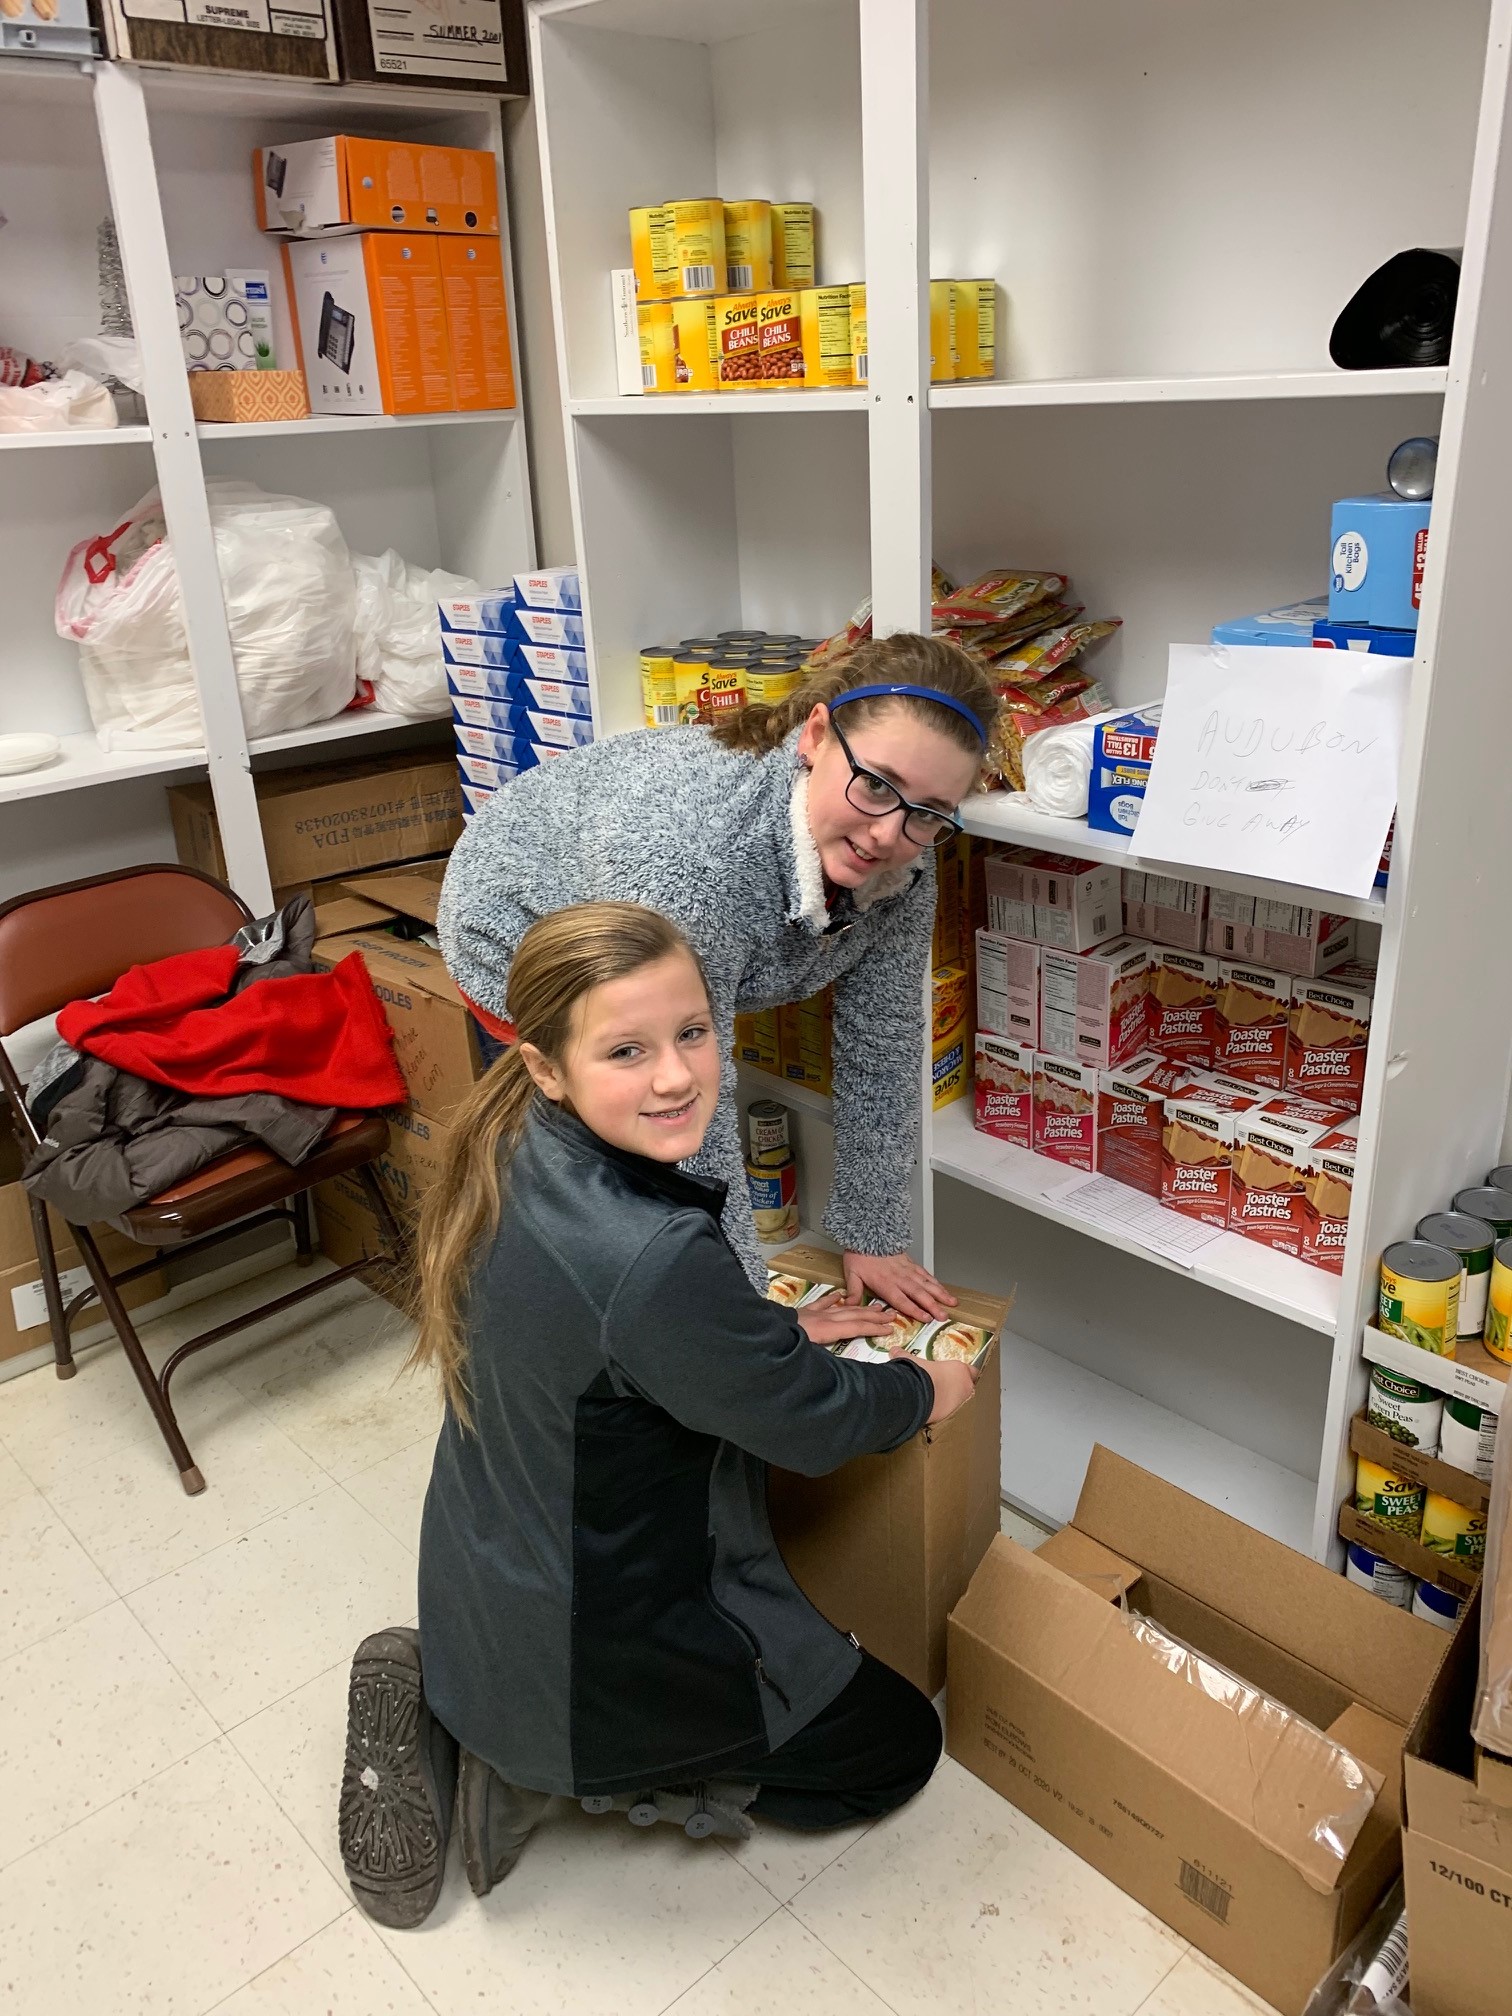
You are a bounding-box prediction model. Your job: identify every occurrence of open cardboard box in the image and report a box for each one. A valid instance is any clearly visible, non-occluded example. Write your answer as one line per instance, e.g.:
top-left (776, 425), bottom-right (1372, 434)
top-left (947, 1446), bottom-right (1448, 2016)
top-left (766, 1243), bottom-right (1004, 1697)
top-left (1403, 1586), bottom-right (1512, 2016)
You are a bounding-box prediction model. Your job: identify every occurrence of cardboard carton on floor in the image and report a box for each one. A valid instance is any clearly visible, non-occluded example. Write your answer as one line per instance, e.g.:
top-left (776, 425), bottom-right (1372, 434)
top-left (766, 1244), bottom-right (1004, 1697)
top-left (0, 1221), bottom-right (167, 1364)
top-left (947, 1447), bottom-right (1447, 2016)
top-left (1403, 1588), bottom-right (1512, 2016)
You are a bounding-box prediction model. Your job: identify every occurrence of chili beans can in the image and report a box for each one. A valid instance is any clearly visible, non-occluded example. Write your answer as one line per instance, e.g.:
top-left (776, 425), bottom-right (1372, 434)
top-left (636, 301), bottom-right (678, 392)
top-left (723, 200), bottom-right (773, 294)
top-left (715, 294), bottom-right (761, 387)
top-left (799, 285), bottom-right (855, 390)
top-left (665, 198), bottom-right (725, 298)
top-left (1379, 1240), bottom-right (1461, 1356)
top-left (670, 297), bottom-right (719, 393)
top-left (929, 279), bottom-right (957, 382)
top-left (770, 202), bottom-right (815, 289)
top-left (629, 205), bottom-right (677, 301)
top-left (757, 289), bottom-right (804, 386)
top-left (1417, 1211), bottom-right (1496, 1338)
top-left (849, 281), bottom-right (867, 386)
top-left (952, 277), bottom-right (997, 379)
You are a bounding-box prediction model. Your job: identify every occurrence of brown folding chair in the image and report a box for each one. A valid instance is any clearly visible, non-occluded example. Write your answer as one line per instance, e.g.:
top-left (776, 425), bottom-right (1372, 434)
top-left (0, 862), bottom-right (407, 1496)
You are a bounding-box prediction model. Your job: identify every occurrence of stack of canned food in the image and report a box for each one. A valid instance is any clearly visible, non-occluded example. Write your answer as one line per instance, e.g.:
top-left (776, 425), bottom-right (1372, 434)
top-left (1377, 1163), bottom-right (1512, 1362)
top-left (744, 1097), bottom-right (799, 1245)
top-left (638, 630), bottom-right (825, 730)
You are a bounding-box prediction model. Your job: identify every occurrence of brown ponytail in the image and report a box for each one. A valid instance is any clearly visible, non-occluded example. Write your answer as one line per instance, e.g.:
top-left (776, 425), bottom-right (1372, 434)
top-left (405, 901), bottom-right (704, 1427)
top-left (710, 631), bottom-right (1000, 765)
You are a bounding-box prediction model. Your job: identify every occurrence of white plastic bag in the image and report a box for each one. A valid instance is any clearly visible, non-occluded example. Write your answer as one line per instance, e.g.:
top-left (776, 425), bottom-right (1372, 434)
top-left (352, 548), bottom-right (479, 718)
top-left (56, 482), bottom-right (358, 750)
top-left (0, 370), bottom-right (117, 433)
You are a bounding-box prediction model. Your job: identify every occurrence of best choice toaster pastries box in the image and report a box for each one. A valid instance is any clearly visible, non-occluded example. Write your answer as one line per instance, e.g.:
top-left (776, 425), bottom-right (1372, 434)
top-left (1096, 1053), bottom-right (1170, 1197)
top-left (1215, 961), bottom-right (1292, 1090)
top-left (1161, 1073), bottom-right (1260, 1227)
top-left (1300, 1119), bottom-right (1360, 1275)
top-left (1033, 1054), bottom-right (1099, 1171)
top-left (1122, 870), bottom-right (1208, 954)
top-left (1147, 947), bottom-right (1221, 1072)
top-left (1206, 892), bottom-right (1355, 979)
top-left (975, 929), bottom-right (1039, 1047)
top-left (974, 1034), bottom-right (1034, 1148)
top-left (1039, 937), bottom-right (1149, 1070)
top-left (1229, 1108), bottom-right (1335, 1256)
top-left (948, 1447), bottom-right (1446, 2016)
top-left (1287, 968), bottom-right (1375, 1115)
top-left (1087, 703), bottom-right (1162, 836)
top-left (255, 137), bottom-right (500, 238)
top-left (1031, 855), bottom-right (1122, 952)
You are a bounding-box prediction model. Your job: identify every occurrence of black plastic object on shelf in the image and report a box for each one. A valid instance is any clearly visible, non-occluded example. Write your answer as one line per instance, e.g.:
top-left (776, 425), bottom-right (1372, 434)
top-left (1330, 249), bottom-right (1462, 370)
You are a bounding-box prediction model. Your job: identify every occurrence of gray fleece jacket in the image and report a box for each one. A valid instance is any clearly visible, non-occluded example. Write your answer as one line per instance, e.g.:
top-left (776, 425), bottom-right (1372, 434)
top-left (437, 726), bottom-right (934, 1286)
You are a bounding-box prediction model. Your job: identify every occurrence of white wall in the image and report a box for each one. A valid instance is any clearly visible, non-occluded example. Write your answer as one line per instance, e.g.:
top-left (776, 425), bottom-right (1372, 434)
top-left (504, 96), bottom-right (576, 564)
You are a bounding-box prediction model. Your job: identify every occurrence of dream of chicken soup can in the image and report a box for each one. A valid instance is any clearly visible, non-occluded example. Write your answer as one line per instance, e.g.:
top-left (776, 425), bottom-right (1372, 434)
top-left (1378, 1240), bottom-right (1461, 1356)
top-left (1366, 1363), bottom-right (1442, 1454)
top-left (746, 1155), bottom-right (799, 1243)
top-left (1417, 1210), bottom-right (1496, 1338)
top-left (747, 1098), bottom-right (790, 1167)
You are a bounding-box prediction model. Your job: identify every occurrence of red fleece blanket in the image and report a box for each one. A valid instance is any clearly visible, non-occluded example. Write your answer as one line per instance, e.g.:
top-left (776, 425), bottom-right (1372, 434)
top-left (58, 945), bottom-right (407, 1109)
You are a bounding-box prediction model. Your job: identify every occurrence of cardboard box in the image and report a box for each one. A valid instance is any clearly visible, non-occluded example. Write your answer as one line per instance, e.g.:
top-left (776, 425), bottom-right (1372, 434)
top-left (1161, 1073), bottom-right (1260, 1228)
top-left (1087, 704), bottom-right (1162, 836)
top-left (1033, 1053), bottom-right (1098, 1171)
top-left (1147, 946), bottom-right (1221, 1072)
top-left (1403, 1589), bottom-right (1512, 2016)
top-left (948, 1447), bottom-right (1447, 2016)
top-left (284, 233), bottom-right (455, 417)
top-left (1301, 1119), bottom-right (1359, 1274)
top-left (189, 369), bottom-right (310, 425)
top-left (1206, 894), bottom-right (1355, 979)
top-left (975, 928), bottom-right (1038, 1047)
top-left (779, 990), bottom-right (833, 1096)
top-left (168, 753), bottom-right (461, 889)
top-left (1229, 1108), bottom-right (1332, 1255)
top-left (1288, 968), bottom-right (1374, 1115)
top-left (1097, 1053), bottom-right (1169, 1197)
top-left (973, 1034), bottom-right (1034, 1148)
top-left (1122, 870), bottom-right (1208, 954)
top-left (93, 0), bottom-right (338, 77)
top-left (513, 568), bottom-right (582, 613)
top-left (1330, 492), bottom-right (1431, 632)
top-left (1030, 854), bottom-right (1122, 952)
top-left (438, 236), bottom-right (515, 411)
top-left (1039, 936), bottom-right (1149, 1069)
top-left (1215, 960), bottom-right (1292, 1090)
top-left (1210, 596), bottom-right (1330, 648)
top-left (255, 136), bottom-right (500, 239)
top-left (766, 1244), bottom-right (1004, 1696)
top-left (439, 589), bottom-right (516, 634)
top-left (1, 1231), bottom-right (166, 1365)
top-left (931, 961), bottom-right (971, 1111)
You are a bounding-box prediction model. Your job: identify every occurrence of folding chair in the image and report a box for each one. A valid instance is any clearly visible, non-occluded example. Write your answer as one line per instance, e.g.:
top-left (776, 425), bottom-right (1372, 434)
top-left (0, 863), bottom-right (406, 1495)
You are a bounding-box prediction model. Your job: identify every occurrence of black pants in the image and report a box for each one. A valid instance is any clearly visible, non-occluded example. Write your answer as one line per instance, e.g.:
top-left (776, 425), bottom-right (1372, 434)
top-left (745, 1651), bottom-right (942, 1831)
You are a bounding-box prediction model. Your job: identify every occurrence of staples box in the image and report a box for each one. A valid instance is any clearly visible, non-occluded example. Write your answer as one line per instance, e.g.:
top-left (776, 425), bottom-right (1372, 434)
top-left (1229, 1108), bottom-right (1333, 1256)
top-left (975, 929), bottom-right (1039, 1047)
top-left (1030, 855), bottom-right (1122, 952)
top-left (949, 1448), bottom-right (1447, 2016)
top-left (1040, 936), bottom-right (1150, 1070)
top-left (1033, 1054), bottom-right (1099, 1172)
top-left (1206, 892), bottom-right (1355, 978)
top-left (254, 137), bottom-right (500, 239)
top-left (1301, 1118), bottom-right (1360, 1275)
top-left (1147, 946), bottom-right (1221, 1072)
top-left (511, 606), bottom-right (587, 650)
top-left (1122, 870), bottom-right (1208, 954)
top-left (438, 589), bottom-right (515, 634)
top-left (974, 1034), bottom-right (1034, 1148)
top-left (516, 643), bottom-right (590, 685)
top-left (453, 723), bottom-right (569, 767)
top-left (450, 695), bottom-right (594, 747)
top-left (1287, 968), bottom-right (1375, 1115)
top-left (1161, 1073), bottom-right (1260, 1227)
top-left (1097, 1053), bottom-right (1169, 1197)
top-left (284, 234), bottom-right (453, 417)
top-left (447, 667), bottom-right (593, 719)
top-left (1087, 703), bottom-right (1161, 835)
top-left (513, 566), bottom-right (582, 612)
top-left (442, 631), bottom-right (519, 670)
top-left (1330, 493), bottom-right (1432, 632)
top-left (1215, 961), bottom-right (1292, 1091)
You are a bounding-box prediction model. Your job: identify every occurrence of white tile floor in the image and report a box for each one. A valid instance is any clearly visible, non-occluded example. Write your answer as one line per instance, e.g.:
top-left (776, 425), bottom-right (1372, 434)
top-left (0, 1264), bottom-right (1279, 2016)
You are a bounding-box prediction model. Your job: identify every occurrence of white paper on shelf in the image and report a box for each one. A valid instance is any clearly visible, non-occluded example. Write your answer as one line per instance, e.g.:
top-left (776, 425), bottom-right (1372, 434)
top-left (1131, 643), bottom-right (1409, 900)
top-left (1041, 1172), bottom-right (1227, 1264)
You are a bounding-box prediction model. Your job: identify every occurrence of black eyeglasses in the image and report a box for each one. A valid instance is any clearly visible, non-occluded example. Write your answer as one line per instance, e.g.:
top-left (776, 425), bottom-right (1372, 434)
top-left (829, 717), bottom-right (964, 847)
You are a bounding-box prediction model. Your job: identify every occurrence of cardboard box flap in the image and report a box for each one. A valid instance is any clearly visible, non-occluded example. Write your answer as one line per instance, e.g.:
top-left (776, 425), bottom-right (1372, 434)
top-left (775, 1244), bottom-right (1010, 1335)
top-left (955, 1536), bottom-right (1383, 1896)
top-left (1035, 1525), bottom-right (1141, 1604)
top-left (309, 895), bottom-right (396, 940)
top-left (340, 861), bottom-right (447, 929)
top-left (315, 933), bottom-right (468, 1012)
top-left (1405, 1589), bottom-right (1512, 1866)
top-left (1073, 1446), bottom-right (1443, 1725)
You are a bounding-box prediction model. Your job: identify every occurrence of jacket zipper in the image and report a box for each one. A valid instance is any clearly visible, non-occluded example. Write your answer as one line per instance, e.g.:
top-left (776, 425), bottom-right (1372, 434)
top-left (707, 1539), bottom-right (791, 1710)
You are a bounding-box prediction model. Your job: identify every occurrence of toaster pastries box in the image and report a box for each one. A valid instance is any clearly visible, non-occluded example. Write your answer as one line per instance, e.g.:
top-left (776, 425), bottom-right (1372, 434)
top-left (983, 846), bottom-right (1037, 940)
top-left (976, 929), bottom-right (1039, 1047)
top-left (1033, 1054), bottom-right (1099, 1171)
top-left (1161, 1074), bottom-right (1260, 1227)
top-left (1229, 1107), bottom-right (1335, 1256)
top-left (1039, 937), bottom-right (1150, 1070)
top-left (1146, 947), bottom-right (1221, 1073)
top-left (1029, 855), bottom-right (1122, 952)
top-left (1096, 1052), bottom-right (1171, 1198)
top-left (1286, 965), bottom-right (1374, 1114)
top-left (1300, 1118), bottom-right (1360, 1274)
top-left (1122, 870), bottom-right (1207, 953)
top-left (1205, 892), bottom-right (1355, 978)
top-left (974, 1034), bottom-right (1034, 1148)
top-left (1215, 961), bottom-right (1292, 1090)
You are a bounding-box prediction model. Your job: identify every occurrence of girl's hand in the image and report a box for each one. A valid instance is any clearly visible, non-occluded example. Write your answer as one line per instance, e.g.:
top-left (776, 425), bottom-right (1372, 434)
top-left (892, 1349), bottom-right (978, 1424)
top-left (797, 1291), bottom-right (901, 1349)
top-left (842, 1250), bottom-right (957, 1323)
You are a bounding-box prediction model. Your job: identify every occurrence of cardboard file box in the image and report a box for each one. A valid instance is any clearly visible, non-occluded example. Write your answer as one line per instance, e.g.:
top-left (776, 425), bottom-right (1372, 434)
top-left (256, 136), bottom-right (500, 238)
top-left (331, 0), bottom-right (527, 95)
top-left (284, 234), bottom-right (453, 417)
top-left (947, 1447), bottom-right (1447, 2016)
top-left (766, 1245), bottom-right (1005, 1698)
top-left (93, 0), bottom-right (337, 79)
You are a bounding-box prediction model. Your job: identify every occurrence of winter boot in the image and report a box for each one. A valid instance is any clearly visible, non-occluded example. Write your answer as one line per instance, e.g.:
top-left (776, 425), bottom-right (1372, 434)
top-left (339, 1627), bottom-right (458, 1930)
top-left (457, 1748), bottom-right (551, 1898)
top-left (579, 1781), bottom-right (759, 1841)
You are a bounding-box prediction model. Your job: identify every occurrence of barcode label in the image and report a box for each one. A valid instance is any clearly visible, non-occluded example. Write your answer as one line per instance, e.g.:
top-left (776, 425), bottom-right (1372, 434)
top-left (728, 263), bottom-right (753, 291)
top-left (1359, 1911), bottom-right (1410, 2002)
top-left (1178, 1860), bottom-right (1232, 1925)
top-left (652, 705), bottom-right (680, 726)
top-left (682, 264), bottom-right (716, 293)
top-left (1092, 913), bottom-right (1108, 936)
top-left (854, 351), bottom-right (868, 381)
top-left (641, 364), bottom-right (657, 387)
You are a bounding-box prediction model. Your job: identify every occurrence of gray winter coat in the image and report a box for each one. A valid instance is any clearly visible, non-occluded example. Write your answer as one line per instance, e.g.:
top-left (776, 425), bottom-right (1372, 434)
top-left (417, 1097), bottom-right (932, 1796)
top-left (438, 727), bottom-right (935, 1285)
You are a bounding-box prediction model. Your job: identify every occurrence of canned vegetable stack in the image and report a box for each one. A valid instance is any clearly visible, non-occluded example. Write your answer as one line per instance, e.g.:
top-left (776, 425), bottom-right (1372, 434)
top-left (1375, 1164), bottom-right (1512, 1363)
top-left (638, 630), bottom-right (824, 731)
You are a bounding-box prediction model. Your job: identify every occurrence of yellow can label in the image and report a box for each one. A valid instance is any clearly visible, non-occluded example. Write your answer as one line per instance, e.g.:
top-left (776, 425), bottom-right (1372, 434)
top-left (757, 289), bottom-right (804, 386)
top-left (1420, 1491), bottom-right (1487, 1560)
top-left (715, 294), bottom-right (762, 388)
top-left (640, 649), bottom-right (677, 730)
top-left (665, 199), bottom-right (725, 298)
top-left (1354, 1455), bottom-right (1426, 1534)
top-left (636, 301), bottom-right (678, 393)
top-left (1486, 1251), bottom-right (1512, 1362)
top-left (628, 205), bottom-right (677, 301)
top-left (850, 282), bottom-right (867, 386)
top-left (1379, 1257), bottom-right (1460, 1356)
top-left (929, 279), bottom-right (958, 383)
top-left (670, 298), bottom-right (719, 393)
top-left (953, 277), bottom-right (997, 379)
top-left (746, 670), bottom-right (800, 709)
top-left (734, 1008), bottom-right (781, 1073)
top-left (799, 285), bottom-right (855, 390)
top-left (770, 202), bottom-right (816, 289)
top-left (674, 657), bottom-right (747, 724)
top-left (723, 200), bottom-right (773, 294)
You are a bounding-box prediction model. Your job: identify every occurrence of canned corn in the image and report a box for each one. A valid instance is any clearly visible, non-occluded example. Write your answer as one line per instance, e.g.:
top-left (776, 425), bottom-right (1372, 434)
top-left (665, 198), bottom-right (725, 298)
top-left (1379, 1240), bottom-right (1461, 1356)
top-left (849, 282), bottom-right (867, 386)
top-left (1417, 1211), bottom-right (1496, 1338)
top-left (799, 285), bottom-right (855, 390)
top-left (723, 200), bottom-right (773, 294)
top-left (770, 202), bottom-right (815, 289)
top-left (629, 205), bottom-right (677, 301)
top-left (952, 277), bottom-right (997, 379)
top-left (1420, 1490), bottom-right (1486, 1561)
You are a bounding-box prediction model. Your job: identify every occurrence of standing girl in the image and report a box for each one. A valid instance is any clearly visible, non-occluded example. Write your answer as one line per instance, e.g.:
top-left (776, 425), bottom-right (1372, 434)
top-left (438, 632), bottom-right (1000, 1316)
top-left (339, 903), bottom-right (977, 1928)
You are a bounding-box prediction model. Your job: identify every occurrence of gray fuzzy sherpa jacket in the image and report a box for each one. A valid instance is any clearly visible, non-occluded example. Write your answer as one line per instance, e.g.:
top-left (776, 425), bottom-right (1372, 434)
top-left (437, 726), bottom-right (934, 1286)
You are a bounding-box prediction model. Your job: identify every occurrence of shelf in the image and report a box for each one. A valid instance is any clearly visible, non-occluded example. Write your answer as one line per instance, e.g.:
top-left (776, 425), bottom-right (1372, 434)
top-left (247, 708), bottom-right (449, 756)
top-left (136, 64), bottom-right (513, 121)
top-left (1000, 1326), bottom-right (1316, 1550)
top-left (0, 735), bottom-right (205, 807)
top-left (763, 1222), bottom-right (838, 1263)
top-left (930, 1101), bottom-right (1340, 1335)
top-left (0, 428), bottom-right (152, 451)
top-left (736, 1063), bottom-right (834, 1121)
top-left (931, 367), bottom-right (1449, 411)
top-left (961, 791), bottom-right (1387, 925)
top-left (1361, 1323), bottom-right (1508, 1416)
top-left (568, 392), bottom-right (869, 418)
top-left (196, 411), bottom-right (517, 441)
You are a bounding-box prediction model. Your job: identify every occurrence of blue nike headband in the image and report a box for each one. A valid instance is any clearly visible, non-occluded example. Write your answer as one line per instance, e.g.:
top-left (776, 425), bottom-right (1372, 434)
top-left (828, 682), bottom-right (987, 746)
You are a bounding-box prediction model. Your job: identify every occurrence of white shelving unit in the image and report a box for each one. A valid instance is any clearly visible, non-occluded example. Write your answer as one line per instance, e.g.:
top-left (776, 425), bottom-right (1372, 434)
top-left (527, 0), bottom-right (1512, 1563)
top-left (0, 52), bottom-right (536, 912)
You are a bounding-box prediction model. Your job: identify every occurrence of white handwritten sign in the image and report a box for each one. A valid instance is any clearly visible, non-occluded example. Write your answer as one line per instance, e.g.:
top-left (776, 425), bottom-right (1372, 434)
top-left (1131, 643), bottom-right (1410, 899)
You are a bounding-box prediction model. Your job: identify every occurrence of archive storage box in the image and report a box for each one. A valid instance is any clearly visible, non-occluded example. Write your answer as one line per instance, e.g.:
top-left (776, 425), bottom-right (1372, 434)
top-left (90, 0), bottom-right (338, 80)
top-left (766, 1245), bottom-right (1005, 1697)
top-left (331, 0), bottom-right (527, 95)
